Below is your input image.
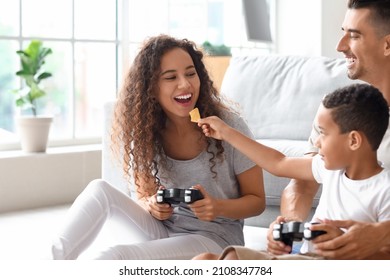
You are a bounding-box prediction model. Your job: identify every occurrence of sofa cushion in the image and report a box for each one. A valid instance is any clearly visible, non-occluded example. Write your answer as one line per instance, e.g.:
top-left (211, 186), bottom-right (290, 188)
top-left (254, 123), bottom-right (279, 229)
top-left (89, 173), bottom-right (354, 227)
top-left (220, 55), bottom-right (354, 141)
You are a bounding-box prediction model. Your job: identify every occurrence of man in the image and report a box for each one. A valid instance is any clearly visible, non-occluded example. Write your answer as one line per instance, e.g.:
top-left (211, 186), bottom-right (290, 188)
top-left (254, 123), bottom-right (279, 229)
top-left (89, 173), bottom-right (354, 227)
top-left (275, 0), bottom-right (390, 259)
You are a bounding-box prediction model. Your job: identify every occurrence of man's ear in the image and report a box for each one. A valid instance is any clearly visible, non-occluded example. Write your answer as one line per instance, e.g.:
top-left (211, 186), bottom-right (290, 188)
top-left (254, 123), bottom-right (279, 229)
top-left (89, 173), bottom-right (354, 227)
top-left (348, 130), bottom-right (362, 150)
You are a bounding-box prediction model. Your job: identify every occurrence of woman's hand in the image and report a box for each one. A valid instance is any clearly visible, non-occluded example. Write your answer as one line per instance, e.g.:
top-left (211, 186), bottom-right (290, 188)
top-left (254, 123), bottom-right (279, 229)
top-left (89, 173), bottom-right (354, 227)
top-left (146, 187), bottom-right (174, 220)
top-left (189, 184), bottom-right (220, 221)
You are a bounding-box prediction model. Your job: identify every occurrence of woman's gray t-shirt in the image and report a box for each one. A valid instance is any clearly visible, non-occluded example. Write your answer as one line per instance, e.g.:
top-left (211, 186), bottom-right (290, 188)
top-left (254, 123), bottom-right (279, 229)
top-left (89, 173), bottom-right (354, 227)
top-left (158, 111), bottom-right (257, 248)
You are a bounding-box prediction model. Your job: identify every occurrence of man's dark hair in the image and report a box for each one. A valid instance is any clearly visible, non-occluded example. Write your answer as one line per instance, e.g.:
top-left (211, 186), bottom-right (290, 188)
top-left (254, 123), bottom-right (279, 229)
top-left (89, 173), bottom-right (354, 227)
top-left (322, 83), bottom-right (389, 151)
top-left (348, 0), bottom-right (390, 36)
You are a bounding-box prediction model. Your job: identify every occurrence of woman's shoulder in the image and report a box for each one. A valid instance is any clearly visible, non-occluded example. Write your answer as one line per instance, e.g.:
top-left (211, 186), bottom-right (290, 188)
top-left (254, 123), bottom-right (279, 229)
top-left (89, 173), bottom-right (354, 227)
top-left (220, 108), bottom-right (242, 124)
top-left (220, 109), bottom-right (252, 135)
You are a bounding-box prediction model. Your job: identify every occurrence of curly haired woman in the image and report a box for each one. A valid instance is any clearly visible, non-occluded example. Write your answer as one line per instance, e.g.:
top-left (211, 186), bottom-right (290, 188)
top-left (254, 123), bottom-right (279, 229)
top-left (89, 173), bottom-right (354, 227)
top-left (51, 34), bottom-right (265, 260)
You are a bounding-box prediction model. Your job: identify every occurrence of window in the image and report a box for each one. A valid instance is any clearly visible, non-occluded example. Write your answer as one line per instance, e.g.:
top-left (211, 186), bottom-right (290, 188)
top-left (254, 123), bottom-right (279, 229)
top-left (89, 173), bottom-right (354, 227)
top-left (0, 0), bottom-right (118, 150)
top-left (0, 0), bottom-right (274, 151)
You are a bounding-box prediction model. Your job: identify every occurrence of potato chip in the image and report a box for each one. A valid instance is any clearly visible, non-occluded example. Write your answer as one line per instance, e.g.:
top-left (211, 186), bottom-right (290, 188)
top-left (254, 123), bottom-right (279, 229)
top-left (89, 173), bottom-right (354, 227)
top-left (189, 108), bottom-right (200, 122)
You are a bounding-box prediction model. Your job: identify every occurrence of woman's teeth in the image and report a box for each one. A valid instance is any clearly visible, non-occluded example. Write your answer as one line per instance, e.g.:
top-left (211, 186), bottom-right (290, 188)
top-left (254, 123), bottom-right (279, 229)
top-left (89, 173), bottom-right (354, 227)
top-left (174, 94), bottom-right (191, 103)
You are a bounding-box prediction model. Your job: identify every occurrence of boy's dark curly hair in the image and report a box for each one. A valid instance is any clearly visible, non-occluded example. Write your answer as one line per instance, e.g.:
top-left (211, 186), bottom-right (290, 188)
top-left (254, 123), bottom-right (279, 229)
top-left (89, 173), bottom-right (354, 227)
top-left (111, 34), bottom-right (229, 196)
top-left (322, 83), bottom-right (389, 151)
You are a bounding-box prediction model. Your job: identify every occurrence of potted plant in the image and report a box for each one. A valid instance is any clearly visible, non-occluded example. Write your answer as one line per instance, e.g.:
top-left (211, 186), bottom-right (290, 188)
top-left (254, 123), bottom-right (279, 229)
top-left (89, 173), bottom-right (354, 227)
top-left (13, 40), bottom-right (54, 153)
top-left (201, 41), bottom-right (232, 56)
top-left (201, 41), bottom-right (231, 91)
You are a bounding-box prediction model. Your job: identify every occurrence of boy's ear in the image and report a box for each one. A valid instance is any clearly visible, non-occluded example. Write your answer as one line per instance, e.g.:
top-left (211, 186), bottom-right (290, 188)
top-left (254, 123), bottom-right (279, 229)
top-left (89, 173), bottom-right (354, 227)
top-left (384, 34), bottom-right (390, 57)
top-left (348, 130), bottom-right (362, 150)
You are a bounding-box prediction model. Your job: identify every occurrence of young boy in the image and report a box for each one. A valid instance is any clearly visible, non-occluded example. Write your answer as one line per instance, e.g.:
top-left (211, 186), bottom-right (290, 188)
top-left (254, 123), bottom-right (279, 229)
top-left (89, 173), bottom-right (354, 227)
top-left (197, 83), bottom-right (390, 259)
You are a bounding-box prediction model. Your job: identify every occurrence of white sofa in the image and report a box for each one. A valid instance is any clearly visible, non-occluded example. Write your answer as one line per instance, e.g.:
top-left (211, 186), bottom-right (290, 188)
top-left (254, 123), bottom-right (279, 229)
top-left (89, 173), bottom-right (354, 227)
top-left (102, 54), bottom-right (356, 251)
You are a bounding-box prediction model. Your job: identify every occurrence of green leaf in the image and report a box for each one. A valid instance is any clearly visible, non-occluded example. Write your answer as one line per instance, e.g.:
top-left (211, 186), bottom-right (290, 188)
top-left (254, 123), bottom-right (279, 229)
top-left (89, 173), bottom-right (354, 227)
top-left (16, 70), bottom-right (30, 76)
top-left (16, 50), bottom-right (30, 57)
top-left (15, 97), bottom-right (27, 107)
top-left (40, 48), bottom-right (53, 59)
top-left (37, 72), bottom-right (52, 82)
top-left (26, 40), bottom-right (42, 60)
top-left (29, 83), bottom-right (46, 100)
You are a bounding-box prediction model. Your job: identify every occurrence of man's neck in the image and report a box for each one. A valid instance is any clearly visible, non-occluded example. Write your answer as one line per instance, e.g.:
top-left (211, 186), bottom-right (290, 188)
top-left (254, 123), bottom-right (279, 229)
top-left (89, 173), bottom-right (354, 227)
top-left (375, 64), bottom-right (390, 105)
top-left (380, 84), bottom-right (390, 106)
top-left (368, 78), bottom-right (390, 106)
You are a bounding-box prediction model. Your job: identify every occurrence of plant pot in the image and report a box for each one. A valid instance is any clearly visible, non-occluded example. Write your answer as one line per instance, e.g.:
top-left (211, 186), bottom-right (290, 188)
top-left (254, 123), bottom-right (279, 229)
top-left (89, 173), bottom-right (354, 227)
top-left (16, 116), bottom-right (53, 153)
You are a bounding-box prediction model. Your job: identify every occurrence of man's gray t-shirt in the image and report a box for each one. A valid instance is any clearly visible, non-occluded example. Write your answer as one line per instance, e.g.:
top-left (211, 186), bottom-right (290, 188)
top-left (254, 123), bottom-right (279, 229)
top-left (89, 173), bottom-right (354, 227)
top-left (157, 111), bottom-right (257, 248)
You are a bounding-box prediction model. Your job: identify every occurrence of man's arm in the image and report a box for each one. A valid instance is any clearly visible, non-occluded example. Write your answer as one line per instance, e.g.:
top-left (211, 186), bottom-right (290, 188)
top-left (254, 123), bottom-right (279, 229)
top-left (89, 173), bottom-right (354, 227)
top-left (280, 110), bottom-right (322, 221)
top-left (281, 178), bottom-right (320, 221)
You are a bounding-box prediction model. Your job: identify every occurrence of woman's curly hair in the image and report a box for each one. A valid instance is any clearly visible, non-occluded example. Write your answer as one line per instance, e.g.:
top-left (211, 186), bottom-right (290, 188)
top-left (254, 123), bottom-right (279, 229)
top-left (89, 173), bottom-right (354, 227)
top-left (111, 34), bottom-right (230, 197)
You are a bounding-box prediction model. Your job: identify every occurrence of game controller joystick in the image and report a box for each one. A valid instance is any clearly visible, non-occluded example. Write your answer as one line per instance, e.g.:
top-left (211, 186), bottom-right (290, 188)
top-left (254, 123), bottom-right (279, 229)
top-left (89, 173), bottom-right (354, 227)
top-left (272, 221), bottom-right (304, 248)
top-left (156, 188), bottom-right (204, 204)
top-left (303, 222), bottom-right (327, 240)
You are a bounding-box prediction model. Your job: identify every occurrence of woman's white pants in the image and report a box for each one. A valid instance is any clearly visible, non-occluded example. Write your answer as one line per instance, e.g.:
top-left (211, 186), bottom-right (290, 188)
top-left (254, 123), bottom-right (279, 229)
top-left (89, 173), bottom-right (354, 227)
top-left (51, 179), bottom-right (223, 259)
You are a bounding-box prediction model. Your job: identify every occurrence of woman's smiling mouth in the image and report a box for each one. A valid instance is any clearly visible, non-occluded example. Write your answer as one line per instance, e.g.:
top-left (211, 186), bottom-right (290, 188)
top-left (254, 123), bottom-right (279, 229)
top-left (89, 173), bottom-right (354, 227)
top-left (174, 93), bottom-right (192, 104)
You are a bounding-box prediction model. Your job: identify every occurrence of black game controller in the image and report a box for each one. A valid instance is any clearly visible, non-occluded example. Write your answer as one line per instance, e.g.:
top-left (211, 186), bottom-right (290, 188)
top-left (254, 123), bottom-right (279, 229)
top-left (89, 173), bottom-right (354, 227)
top-left (156, 188), bottom-right (204, 205)
top-left (303, 222), bottom-right (327, 240)
top-left (272, 221), bottom-right (304, 248)
top-left (273, 221), bottom-right (326, 248)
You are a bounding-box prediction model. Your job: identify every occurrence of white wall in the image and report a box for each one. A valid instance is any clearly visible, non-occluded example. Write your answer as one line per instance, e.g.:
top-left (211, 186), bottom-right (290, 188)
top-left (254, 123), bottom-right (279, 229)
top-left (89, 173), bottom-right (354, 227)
top-left (321, 0), bottom-right (348, 58)
top-left (275, 0), bottom-right (347, 58)
top-left (0, 145), bottom-right (101, 213)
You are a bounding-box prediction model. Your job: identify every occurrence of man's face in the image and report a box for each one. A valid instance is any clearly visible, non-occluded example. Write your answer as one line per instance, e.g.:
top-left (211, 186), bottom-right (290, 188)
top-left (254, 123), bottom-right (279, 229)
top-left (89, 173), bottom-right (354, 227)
top-left (336, 8), bottom-right (387, 84)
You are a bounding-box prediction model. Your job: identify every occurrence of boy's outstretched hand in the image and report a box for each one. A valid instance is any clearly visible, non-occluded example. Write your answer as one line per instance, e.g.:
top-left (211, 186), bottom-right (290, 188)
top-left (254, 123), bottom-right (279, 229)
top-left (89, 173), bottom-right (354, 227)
top-left (198, 116), bottom-right (229, 140)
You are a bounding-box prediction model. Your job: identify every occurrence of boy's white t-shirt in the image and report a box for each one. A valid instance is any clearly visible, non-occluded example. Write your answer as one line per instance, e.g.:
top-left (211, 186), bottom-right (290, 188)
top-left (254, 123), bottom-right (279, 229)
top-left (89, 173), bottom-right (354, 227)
top-left (301, 154), bottom-right (390, 254)
top-left (377, 120), bottom-right (390, 168)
